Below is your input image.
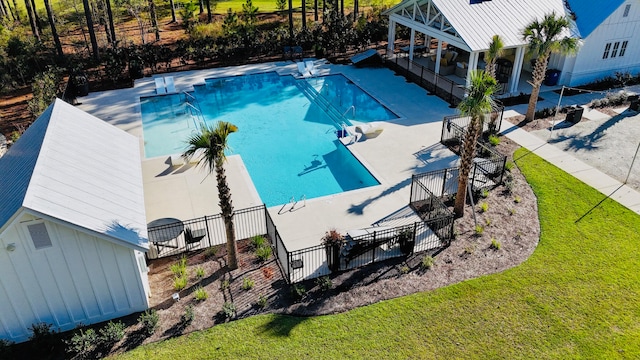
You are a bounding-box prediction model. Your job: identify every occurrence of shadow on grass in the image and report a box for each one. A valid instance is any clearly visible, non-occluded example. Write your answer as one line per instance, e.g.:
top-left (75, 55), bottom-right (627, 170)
top-left (256, 315), bottom-right (310, 337)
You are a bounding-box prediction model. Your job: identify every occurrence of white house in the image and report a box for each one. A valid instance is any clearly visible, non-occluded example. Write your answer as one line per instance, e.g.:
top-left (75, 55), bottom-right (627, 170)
top-left (0, 99), bottom-right (150, 343)
top-left (386, 0), bottom-right (640, 93)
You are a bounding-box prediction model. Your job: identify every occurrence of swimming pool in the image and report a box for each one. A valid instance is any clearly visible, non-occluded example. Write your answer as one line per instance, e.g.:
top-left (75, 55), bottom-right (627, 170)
top-left (140, 72), bottom-right (393, 206)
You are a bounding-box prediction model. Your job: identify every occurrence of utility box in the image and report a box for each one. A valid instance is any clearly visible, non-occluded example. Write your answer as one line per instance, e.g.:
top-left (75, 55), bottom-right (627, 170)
top-left (628, 95), bottom-right (639, 111)
top-left (565, 105), bottom-right (584, 123)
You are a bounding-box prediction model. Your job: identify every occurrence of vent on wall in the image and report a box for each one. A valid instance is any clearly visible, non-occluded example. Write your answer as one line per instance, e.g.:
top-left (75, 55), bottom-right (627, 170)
top-left (28, 223), bottom-right (52, 249)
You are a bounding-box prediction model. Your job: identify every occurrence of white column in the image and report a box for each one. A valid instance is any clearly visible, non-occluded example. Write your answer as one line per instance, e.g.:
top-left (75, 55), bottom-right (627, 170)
top-left (387, 20), bottom-right (396, 56)
top-left (466, 51), bottom-right (479, 88)
top-left (510, 46), bottom-right (525, 94)
top-left (409, 29), bottom-right (416, 61)
top-left (435, 39), bottom-right (443, 75)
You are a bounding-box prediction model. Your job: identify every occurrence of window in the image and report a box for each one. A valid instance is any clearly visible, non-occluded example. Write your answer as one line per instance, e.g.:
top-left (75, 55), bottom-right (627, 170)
top-left (612, 42), bottom-right (620, 58)
top-left (603, 43), bottom-right (611, 59)
top-left (27, 223), bottom-right (52, 249)
top-left (620, 41), bottom-right (628, 57)
top-left (623, 4), bottom-right (631, 17)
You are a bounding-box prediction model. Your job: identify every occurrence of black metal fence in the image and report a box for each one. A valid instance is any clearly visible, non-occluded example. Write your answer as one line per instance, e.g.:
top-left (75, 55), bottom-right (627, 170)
top-left (440, 108), bottom-right (504, 145)
top-left (383, 55), bottom-right (466, 107)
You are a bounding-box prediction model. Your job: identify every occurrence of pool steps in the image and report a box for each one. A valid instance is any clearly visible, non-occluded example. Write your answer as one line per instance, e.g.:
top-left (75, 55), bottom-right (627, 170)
top-left (294, 80), bottom-right (350, 128)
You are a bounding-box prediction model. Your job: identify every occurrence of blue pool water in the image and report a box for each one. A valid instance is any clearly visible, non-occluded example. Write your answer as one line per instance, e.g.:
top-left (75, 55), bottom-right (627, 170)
top-left (140, 72), bottom-right (394, 206)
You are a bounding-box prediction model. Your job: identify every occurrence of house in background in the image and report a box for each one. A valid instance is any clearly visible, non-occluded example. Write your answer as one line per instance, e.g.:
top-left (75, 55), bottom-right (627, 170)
top-left (386, 0), bottom-right (639, 94)
top-left (0, 99), bottom-right (150, 343)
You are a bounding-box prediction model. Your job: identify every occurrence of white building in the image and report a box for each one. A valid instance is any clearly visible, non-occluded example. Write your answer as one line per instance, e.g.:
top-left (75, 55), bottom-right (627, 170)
top-left (386, 0), bottom-right (639, 93)
top-left (0, 99), bottom-right (150, 343)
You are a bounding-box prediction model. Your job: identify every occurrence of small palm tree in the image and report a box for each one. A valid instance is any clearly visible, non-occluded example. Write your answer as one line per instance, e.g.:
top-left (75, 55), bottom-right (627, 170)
top-left (522, 12), bottom-right (579, 122)
top-left (484, 35), bottom-right (504, 79)
top-left (454, 70), bottom-right (498, 218)
top-left (183, 121), bottom-right (240, 269)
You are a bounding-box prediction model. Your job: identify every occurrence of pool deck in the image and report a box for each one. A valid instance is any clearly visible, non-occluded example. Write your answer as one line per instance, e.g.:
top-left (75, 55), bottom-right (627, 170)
top-left (77, 61), bottom-right (459, 251)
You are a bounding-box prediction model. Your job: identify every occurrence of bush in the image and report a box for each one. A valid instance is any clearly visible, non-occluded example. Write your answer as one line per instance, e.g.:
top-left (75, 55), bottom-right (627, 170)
top-left (220, 279), bottom-right (230, 290)
top-left (251, 235), bottom-right (267, 249)
top-left (509, 208), bottom-right (516, 215)
top-left (291, 283), bottom-right (306, 301)
top-left (421, 255), bottom-right (434, 270)
top-left (315, 276), bottom-right (333, 291)
top-left (204, 246), bottom-right (219, 258)
top-left (29, 322), bottom-right (56, 343)
top-left (504, 160), bottom-right (514, 172)
top-left (242, 277), bottom-right (255, 290)
top-left (138, 310), bottom-right (159, 335)
top-left (480, 188), bottom-right (489, 198)
top-left (255, 245), bottom-right (272, 262)
top-left (514, 195), bottom-right (522, 203)
top-left (182, 305), bottom-right (195, 325)
top-left (490, 238), bottom-right (502, 250)
top-left (475, 225), bottom-right (484, 235)
top-left (174, 276), bottom-right (188, 291)
top-left (479, 202), bottom-right (489, 213)
top-left (170, 260), bottom-right (187, 278)
top-left (0, 339), bottom-right (14, 357)
top-left (99, 321), bottom-right (126, 345)
top-left (194, 266), bottom-right (205, 280)
top-left (400, 265), bottom-right (410, 274)
top-left (194, 286), bottom-right (208, 301)
top-left (222, 302), bottom-right (236, 319)
top-left (66, 328), bottom-right (98, 356)
top-left (488, 134), bottom-right (500, 146)
top-left (485, 218), bottom-right (492, 226)
top-left (257, 295), bottom-right (268, 308)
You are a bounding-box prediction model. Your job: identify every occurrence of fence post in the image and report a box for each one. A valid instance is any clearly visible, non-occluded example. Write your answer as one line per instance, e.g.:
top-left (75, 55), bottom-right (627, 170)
top-left (441, 168), bottom-right (448, 197)
top-left (420, 66), bottom-right (424, 86)
top-left (204, 215), bottom-right (212, 248)
top-left (409, 174), bottom-right (415, 204)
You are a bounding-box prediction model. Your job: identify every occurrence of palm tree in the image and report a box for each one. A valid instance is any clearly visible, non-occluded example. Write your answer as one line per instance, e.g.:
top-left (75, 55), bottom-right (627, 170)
top-left (522, 12), bottom-right (578, 122)
top-left (183, 122), bottom-right (240, 270)
top-left (453, 70), bottom-right (498, 218)
top-left (484, 34), bottom-right (504, 79)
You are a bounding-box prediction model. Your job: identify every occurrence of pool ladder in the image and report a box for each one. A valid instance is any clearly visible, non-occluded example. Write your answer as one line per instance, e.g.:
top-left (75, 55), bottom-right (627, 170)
top-left (278, 195), bottom-right (306, 214)
top-left (343, 106), bottom-right (356, 119)
top-left (183, 91), bottom-right (204, 127)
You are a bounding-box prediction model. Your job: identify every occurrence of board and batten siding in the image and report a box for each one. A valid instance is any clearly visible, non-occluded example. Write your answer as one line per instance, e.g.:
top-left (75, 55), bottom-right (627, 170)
top-left (0, 215), bottom-right (149, 342)
top-left (563, 1), bottom-right (640, 86)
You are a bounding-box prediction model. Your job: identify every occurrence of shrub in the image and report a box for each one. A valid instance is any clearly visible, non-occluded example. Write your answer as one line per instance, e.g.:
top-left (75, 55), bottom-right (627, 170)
top-left (504, 160), bottom-right (514, 172)
top-left (66, 328), bottom-right (98, 356)
top-left (291, 283), bottom-right (306, 301)
top-left (170, 262), bottom-right (187, 278)
top-left (174, 276), bottom-right (188, 291)
top-left (194, 266), bottom-right (205, 280)
top-left (514, 195), bottom-right (522, 203)
top-left (182, 305), bottom-right (195, 325)
top-left (0, 339), bottom-right (14, 356)
top-left (399, 265), bottom-right (410, 274)
top-left (421, 255), bottom-right (434, 270)
top-left (194, 286), bottom-right (208, 301)
top-left (251, 235), bottom-right (267, 249)
top-left (257, 295), bottom-right (268, 308)
top-left (220, 279), bottom-right (230, 290)
top-left (204, 246), bottom-right (219, 258)
top-left (315, 276), bottom-right (333, 291)
top-left (475, 225), bottom-right (484, 235)
top-left (222, 302), bottom-right (236, 319)
top-left (99, 321), bottom-right (126, 345)
top-left (490, 238), bottom-right (502, 250)
top-left (504, 180), bottom-right (514, 193)
top-left (488, 134), bottom-right (500, 146)
top-left (485, 218), bottom-right (492, 226)
top-left (464, 246), bottom-right (475, 255)
top-left (509, 208), bottom-right (516, 216)
top-left (138, 310), bottom-right (159, 335)
top-left (255, 245), bottom-right (272, 262)
top-left (322, 228), bottom-right (343, 245)
top-left (479, 202), bottom-right (489, 213)
top-left (242, 277), bottom-right (255, 290)
top-left (29, 322), bottom-right (56, 343)
top-left (480, 188), bottom-right (489, 198)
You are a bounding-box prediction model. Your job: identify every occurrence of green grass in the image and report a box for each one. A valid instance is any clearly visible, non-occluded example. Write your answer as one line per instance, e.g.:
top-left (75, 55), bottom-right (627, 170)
top-left (113, 148), bottom-right (640, 359)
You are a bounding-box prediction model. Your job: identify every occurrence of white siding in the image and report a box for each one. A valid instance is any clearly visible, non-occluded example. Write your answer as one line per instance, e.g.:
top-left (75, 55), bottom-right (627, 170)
top-left (564, 1), bottom-right (640, 85)
top-left (0, 215), bottom-right (148, 343)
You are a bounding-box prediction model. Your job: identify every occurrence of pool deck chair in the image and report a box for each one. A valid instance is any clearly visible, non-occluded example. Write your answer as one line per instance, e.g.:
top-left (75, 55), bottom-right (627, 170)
top-left (337, 124), bottom-right (362, 145)
top-left (155, 78), bottom-right (166, 94)
top-left (305, 61), bottom-right (317, 76)
top-left (297, 61), bottom-right (311, 78)
top-left (165, 76), bottom-right (177, 93)
top-left (355, 122), bottom-right (384, 139)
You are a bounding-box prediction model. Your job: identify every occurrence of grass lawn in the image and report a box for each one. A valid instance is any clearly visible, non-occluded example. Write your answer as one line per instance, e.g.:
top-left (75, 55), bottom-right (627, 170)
top-left (113, 148), bottom-right (640, 359)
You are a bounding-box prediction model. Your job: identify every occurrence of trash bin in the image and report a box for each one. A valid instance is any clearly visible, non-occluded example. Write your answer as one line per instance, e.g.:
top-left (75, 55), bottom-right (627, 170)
top-left (544, 69), bottom-right (561, 86)
top-left (628, 95), bottom-right (639, 111)
top-left (565, 105), bottom-right (584, 123)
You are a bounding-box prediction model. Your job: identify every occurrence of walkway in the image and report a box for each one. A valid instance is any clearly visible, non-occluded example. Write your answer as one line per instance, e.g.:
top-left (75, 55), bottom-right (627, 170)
top-left (500, 87), bottom-right (640, 215)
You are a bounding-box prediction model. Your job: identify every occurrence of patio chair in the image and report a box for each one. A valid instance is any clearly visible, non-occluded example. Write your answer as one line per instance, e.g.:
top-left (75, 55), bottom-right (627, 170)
top-left (297, 61), bottom-right (312, 78)
top-left (336, 124), bottom-right (362, 145)
top-left (305, 60), bottom-right (317, 76)
top-left (283, 46), bottom-right (292, 60)
top-left (155, 78), bottom-right (166, 94)
top-left (184, 227), bottom-right (206, 251)
top-left (293, 46), bottom-right (303, 59)
top-left (164, 76), bottom-right (177, 93)
top-left (355, 122), bottom-right (384, 139)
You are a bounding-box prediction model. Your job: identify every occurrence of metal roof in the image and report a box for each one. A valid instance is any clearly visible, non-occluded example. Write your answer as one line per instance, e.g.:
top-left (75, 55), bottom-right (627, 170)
top-left (0, 99), bottom-right (148, 250)
top-left (568, 0), bottom-right (625, 38)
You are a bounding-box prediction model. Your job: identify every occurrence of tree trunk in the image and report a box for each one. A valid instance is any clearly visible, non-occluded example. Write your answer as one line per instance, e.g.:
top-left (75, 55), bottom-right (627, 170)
top-left (525, 54), bottom-right (550, 122)
top-left (313, 0), bottom-right (317, 21)
top-left (205, 0), bottom-right (212, 23)
top-left (453, 116), bottom-right (481, 217)
top-left (24, 0), bottom-right (40, 41)
top-left (11, 0), bottom-right (18, 21)
top-left (82, 0), bottom-right (99, 60)
top-left (199, 0), bottom-right (204, 14)
top-left (169, 0), bottom-right (176, 22)
top-left (3, 0), bottom-right (16, 21)
top-left (340, 0), bottom-right (343, 17)
top-left (301, 0), bottom-right (306, 29)
top-left (148, 0), bottom-right (160, 41)
top-left (321, 0), bottom-right (325, 23)
top-left (0, 0), bottom-right (7, 19)
top-left (353, 0), bottom-right (357, 21)
top-left (44, 0), bottom-right (63, 58)
top-left (215, 162), bottom-right (238, 270)
top-left (105, 0), bottom-right (116, 44)
top-left (30, 0), bottom-right (42, 34)
top-left (288, 0), bottom-right (293, 39)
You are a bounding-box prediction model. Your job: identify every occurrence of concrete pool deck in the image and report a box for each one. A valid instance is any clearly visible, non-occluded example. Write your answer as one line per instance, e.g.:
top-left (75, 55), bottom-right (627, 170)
top-left (77, 61), bottom-right (459, 251)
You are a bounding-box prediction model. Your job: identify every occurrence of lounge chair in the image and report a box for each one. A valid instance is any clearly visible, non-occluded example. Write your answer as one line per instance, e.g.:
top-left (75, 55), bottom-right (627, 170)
top-left (297, 61), bottom-right (311, 78)
top-left (355, 122), bottom-right (384, 138)
top-left (305, 60), bottom-right (317, 76)
top-left (165, 76), bottom-right (176, 93)
top-left (155, 78), bottom-right (166, 94)
top-left (336, 124), bottom-right (361, 145)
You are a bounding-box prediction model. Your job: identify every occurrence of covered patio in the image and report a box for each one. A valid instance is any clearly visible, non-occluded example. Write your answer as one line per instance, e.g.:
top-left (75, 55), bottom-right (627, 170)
top-left (384, 0), bottom-right (569, 96)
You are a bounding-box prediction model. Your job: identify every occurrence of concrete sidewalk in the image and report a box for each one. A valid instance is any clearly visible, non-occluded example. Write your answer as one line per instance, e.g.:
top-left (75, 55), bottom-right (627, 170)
top-left (499, 109), bottom-right (640, 215)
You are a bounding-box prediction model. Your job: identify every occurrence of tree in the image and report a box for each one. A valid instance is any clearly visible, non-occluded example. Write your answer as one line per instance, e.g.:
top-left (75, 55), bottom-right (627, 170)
top-left (183, 122), bottom-right (240, 270)
top-left (287, 0), bottom-right (293, 39)
top-left (148, 0), bottom-right (160, 41)
top-left (453, 70), bottom-right (498, 218)
top-left (241, 0), bottom-right (258, 27)
top-left (484, 34), bottom-right (504, 79)
top-left (23, 0), bottom-right (40, 41)
top-left (82, 0), bottom-right (99, 60)
top-left (275, 0), bottom-right (286, 16)
top-left (522, 12), bottom-right (578, 122)
top-left (44, 0), bottom-right (64, 58)
top-left (105, 0), bottom-right (117, 44)
top-left (28, 67), bottom-right (62, 119)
